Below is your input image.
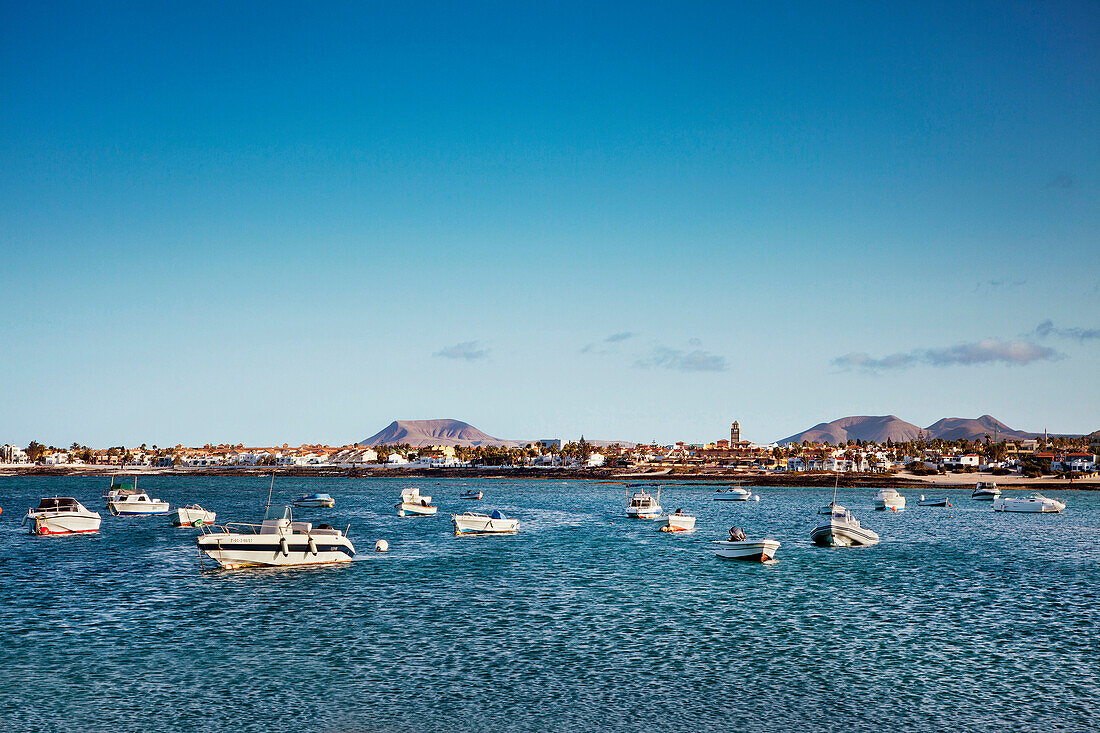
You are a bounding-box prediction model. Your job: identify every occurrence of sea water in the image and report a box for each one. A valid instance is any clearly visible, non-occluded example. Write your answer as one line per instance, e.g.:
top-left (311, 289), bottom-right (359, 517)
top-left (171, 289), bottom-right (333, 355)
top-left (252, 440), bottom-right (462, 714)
top-left (0, 476), bottom-right (1096, 732)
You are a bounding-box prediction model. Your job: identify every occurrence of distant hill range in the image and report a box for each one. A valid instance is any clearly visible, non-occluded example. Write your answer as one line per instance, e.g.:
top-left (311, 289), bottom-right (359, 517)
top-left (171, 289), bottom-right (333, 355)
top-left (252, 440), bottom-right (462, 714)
top-left (779, 414), bottom-right (1053, 444)
top-left (358, 419), bottom-right (632, 449)
top-left (360, 419), bottom-right (524, 448)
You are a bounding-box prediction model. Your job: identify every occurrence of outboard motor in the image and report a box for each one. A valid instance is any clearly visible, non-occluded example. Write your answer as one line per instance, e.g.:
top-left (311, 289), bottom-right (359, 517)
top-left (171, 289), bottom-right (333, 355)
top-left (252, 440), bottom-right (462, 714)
top-left (729, 526), bottom-right (746, 542)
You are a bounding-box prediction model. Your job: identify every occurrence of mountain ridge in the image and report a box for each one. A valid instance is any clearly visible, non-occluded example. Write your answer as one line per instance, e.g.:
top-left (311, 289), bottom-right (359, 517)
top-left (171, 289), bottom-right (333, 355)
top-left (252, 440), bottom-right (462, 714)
top-left (359, 419), bottom-right (524, 448)
top-left (780, 414), bottom-right (1062, 444)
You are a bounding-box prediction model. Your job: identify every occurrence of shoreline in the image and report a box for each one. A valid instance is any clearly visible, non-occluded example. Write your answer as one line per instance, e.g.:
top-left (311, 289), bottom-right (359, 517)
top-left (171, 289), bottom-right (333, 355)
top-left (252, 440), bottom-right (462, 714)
top-left (2, 464), bottom-right (1096, 490)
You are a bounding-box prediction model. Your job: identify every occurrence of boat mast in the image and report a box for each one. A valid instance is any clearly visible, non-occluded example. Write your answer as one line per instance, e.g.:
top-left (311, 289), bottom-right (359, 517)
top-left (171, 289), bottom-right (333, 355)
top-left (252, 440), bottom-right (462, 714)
top-left (266, 471), bottom-right (275, 508)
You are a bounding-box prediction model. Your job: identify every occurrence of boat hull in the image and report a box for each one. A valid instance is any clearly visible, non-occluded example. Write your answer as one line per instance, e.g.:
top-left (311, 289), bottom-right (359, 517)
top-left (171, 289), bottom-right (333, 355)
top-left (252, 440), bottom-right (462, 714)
top-left (713, 539), bottom-right (780, 561)
top-left (197, 533), bottom-right (355, 569)
top-left (172, 507), bottom-right (217, 526)
top-left (660, 515), bottom-right (696, 532)
top-left (810, 521), bottom-right (880, 547)
top-left (918, 499), bottom-right (948, 507)
top-left (29, 513), bottom-right (101, 535)
top-left (397, 503), bottom-right (437, 516)
top-left (109, 501), bottom-right (170, 515)
top-left (294, 500), bottom-right (335, 508)
top-left (452, 514), bottom-right (519, 535)
top-left (993, 497), bottom-right (1065, 513)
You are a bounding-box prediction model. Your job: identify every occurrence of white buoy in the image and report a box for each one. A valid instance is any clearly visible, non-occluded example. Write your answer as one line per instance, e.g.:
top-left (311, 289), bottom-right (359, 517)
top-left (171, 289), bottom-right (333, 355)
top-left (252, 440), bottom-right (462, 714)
top-left (374, 539), bottom-right (389, 552)
top-left (751, 494), bottom-right (760, 502)
top-left (920, 494), bottom-right (925, 501)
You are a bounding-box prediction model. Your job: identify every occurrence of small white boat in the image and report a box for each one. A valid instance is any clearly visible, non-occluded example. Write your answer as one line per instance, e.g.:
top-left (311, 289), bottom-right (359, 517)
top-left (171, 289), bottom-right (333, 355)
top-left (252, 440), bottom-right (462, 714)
top-left (810, 504), bottom-right (880, 547)
top-left (294, 493), bottom-right (335, 508)
top-left (713, 527), bottom-right (779, 561)
top-left (396, 487), bottom-right (437, 516)
top-left (626, 487), bottom-right (662, 518)
top-left (452, 510), bottom-right (519, 535)
top-left (105, 478), bottom-right (169, 515)
top-left (993, 493), bottom-right (1066, 513)
top-left (873, 488), bottom-right (906, 511)
top-left (917, 495), bottom-right (949, 507)
top-left (972, 482), bottom-right (1000, 501)
top-left (459, 489), bottom-right (483, 500)
top-left (25, 497), bottom-right (101, 536)
top-left (171, 504), bottom-right (217, 527)
top-left (196, 505), bottom-right (355, 569)
top-left (713, 486), bottom-right (752, 501)
top-left (659, 509), bottom-right (696, 532)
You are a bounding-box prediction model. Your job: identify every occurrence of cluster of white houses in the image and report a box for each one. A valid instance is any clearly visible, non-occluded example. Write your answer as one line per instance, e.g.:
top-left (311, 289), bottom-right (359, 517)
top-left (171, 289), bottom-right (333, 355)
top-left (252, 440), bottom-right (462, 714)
top-left (3, 421), bottom-right (1098, 474)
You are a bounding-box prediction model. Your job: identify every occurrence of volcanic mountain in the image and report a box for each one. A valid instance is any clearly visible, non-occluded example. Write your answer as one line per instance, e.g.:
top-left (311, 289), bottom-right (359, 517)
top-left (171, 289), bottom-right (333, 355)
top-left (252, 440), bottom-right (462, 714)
top-left (778, 415), bottom-right (926, 445)
top-left (923, 415), bottom-right (1031, 441)
top-left (359, 419), bottom-right (523, 448)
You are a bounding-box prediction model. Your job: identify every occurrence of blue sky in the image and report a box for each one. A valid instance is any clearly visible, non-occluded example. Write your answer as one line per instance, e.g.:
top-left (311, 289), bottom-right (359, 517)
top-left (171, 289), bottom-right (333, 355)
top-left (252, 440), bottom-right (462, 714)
top-left (1, 1), bottom-right (1097, 447)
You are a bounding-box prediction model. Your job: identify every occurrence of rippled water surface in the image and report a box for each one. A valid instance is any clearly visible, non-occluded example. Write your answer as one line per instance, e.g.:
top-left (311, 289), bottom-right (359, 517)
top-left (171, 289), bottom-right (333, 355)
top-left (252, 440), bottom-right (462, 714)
top-left (1, 476), bottom-right (1097, 732)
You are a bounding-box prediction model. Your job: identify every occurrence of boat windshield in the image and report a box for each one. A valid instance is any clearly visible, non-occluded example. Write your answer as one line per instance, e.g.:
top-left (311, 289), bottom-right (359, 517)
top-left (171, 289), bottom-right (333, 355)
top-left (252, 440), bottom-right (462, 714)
top-left (264, 505), bottom-right (292, 522)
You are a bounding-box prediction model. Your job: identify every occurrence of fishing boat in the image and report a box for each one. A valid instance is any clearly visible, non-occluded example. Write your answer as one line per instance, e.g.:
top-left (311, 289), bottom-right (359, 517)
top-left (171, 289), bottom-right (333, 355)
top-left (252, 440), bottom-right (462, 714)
top-left (917, 495), bottom-right (949, 507)
top-left (659, 508), bottom-right (696, 532)
top-left (993, 493), bottom-right (1065, 513)
top-left (451, 510), bottom-right (519, 535)
top-left (713, 527), bottom-right (779, 561)
top-left (713, 485), bottom-right (752, 501)
top-left (626, 487), bottom-right (662, 518)
top-left (396, 487), bottom-right (437, 516)
top-left (171, 504), bottom-right (217, 527)
top-left (873, 488), bottom-right (906, 511)
top-left (972, 482), bottom-right (1000, 501)
top-left (105, 477), bottom-right (169, 515)
top-left (25, 497), bottom-right (101, 535)
top-left (196, 505), bottom-right (355, 569)
top-left (293, 493), bottom-right (335, 508)
top-left (459, 489), bottom-right (483, 500)
top-left (810, 504), bottom-right (880, 547)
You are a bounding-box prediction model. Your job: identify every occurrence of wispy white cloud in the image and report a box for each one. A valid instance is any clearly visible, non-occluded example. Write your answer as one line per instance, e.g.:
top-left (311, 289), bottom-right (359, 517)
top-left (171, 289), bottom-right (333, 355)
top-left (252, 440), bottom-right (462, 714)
top-left (635, 346), bottom-right (727, 372)
top-left (433, 341), bottom-right (488, 361)
top-left (834, 338), bottom-right (1060, 372)
top-left (604, 331), bottom-right (637, 343)
top-left (1034, 320), bottom-right (1100, 341)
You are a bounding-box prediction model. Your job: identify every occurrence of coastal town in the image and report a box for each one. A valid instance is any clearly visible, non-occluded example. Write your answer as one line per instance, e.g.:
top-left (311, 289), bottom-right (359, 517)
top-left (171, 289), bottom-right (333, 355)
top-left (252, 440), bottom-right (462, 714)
top-left (5, 419), bottom-right (1098, 484)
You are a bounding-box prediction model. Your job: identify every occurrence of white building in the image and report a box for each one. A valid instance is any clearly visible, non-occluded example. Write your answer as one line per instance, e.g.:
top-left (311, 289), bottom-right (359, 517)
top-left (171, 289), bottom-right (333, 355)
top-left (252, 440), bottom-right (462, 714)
top-left (1, 444), bottom-right (29, 464)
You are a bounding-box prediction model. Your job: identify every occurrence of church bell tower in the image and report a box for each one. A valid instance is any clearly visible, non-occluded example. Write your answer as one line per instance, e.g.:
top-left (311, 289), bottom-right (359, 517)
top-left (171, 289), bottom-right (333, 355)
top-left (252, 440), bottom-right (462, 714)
top-left (731, 421), bottom-right (740, 443)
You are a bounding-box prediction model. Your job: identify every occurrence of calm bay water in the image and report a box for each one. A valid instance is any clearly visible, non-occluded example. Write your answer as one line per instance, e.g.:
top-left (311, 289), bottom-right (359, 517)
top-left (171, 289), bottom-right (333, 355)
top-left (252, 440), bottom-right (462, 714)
top-left (0, 476), bottom-right (1097, 732)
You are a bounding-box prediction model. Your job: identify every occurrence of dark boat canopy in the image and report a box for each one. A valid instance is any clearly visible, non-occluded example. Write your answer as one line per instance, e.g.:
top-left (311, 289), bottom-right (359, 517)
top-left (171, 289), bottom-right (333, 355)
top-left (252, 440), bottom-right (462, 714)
top-left (37, 497), bottom-right (80, 510)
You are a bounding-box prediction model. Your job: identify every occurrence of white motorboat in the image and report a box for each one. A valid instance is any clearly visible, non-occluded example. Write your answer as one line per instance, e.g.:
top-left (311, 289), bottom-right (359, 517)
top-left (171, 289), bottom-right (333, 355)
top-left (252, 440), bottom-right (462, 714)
top-left (171, 504), bottom-right (217, 527)
top-left (917, 495), bottom-right (949, 507)
top-left (626, 487), bottom-right (662, 518)
top-left (25, 497), bottom-right (101, 536)
top-left (659, 509), bottom-right (696, 532)
top-left (459, 489), bottom-right (483, 500)
top-left (810, 504), bottom-right (880, 547)
top-left (713, 527), bottom-right (779, 561)
top-left (713, 486), bottom-right (752, 501)
top-left (293, 493), bottom-right (335, 508)
top-left (993, 493), bottom-right (1065, 513)
top-left (972, 482), bottom-right (1000, 501)
top-left (452, 510), bottom-right (519, 535)
top-left (196, 505), bottom-right (355, 569)
top-left (105, 478), bottom-right (169, 516)
top-left (396, 487), bottom-right (437, 516)
top-left (873, 488), bottom-right (906, 511)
